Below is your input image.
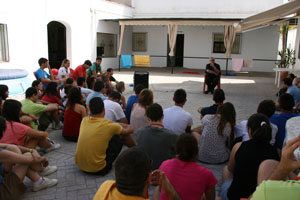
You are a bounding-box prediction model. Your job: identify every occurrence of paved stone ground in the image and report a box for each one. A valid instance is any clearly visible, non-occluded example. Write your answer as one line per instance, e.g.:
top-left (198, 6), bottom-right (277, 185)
top-left (18, 69), bottom-right (278, 200)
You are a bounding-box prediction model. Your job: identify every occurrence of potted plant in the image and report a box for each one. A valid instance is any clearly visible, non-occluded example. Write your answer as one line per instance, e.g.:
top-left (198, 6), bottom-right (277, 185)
top-left (276, 48), bottom-right (296, 68)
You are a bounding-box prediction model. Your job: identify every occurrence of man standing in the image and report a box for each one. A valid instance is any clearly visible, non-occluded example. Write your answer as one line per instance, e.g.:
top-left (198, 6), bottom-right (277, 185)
top-left (163, 89), bottom-right (193, 135)
top-left (205, 57), bottom-right (220, 94)
top-left (137, 103), bottom-right (177, 170)
top-left (35, 58), bottom-right (61, 90)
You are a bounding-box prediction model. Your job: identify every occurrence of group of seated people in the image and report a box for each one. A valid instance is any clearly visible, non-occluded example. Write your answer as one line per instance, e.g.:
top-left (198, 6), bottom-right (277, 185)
top-left (0, 56), bottom-right (300, 200)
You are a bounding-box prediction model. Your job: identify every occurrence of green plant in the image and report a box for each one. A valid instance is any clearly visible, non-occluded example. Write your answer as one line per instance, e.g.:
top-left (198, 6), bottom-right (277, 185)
top-left (276, 48), bottom-right (296, 68)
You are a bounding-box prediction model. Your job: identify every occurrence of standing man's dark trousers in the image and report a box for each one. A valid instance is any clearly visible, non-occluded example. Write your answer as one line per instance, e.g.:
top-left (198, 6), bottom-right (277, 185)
top-left (205, 75), bottom-right (219, 93)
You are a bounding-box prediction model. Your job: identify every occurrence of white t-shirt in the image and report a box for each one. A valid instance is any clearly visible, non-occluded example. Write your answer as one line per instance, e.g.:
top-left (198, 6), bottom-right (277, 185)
top-left (104, 99), bottom-right (125, 122)
top-left (235, 120), bottom-right (278, 145)
top-left (163, 105), bottom-right (193, 135)
top-left (58, 67), bottom-right (71, 80)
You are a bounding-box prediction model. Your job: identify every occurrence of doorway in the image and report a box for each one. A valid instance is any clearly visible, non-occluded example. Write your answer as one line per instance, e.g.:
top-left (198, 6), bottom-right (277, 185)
top-left (167, 34), bottom-right (184, 67)
top-left (47, 21), bottom-right (66, 69)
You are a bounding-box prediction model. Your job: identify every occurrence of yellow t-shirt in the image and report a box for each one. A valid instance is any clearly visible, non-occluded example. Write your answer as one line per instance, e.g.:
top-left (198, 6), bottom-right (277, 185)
top-left (75, 117), bottom-right (122, 172)
top-left (93, 180), bottom-right (149, 200)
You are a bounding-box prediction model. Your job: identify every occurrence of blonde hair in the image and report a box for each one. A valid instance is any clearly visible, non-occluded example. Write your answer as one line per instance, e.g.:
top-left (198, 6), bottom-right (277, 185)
top-left (138, 89), bottom-right (153, 108)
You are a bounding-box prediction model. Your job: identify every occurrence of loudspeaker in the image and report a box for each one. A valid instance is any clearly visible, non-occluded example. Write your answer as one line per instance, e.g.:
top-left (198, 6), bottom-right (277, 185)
top-left (134, 71), bottom-right (149, 89)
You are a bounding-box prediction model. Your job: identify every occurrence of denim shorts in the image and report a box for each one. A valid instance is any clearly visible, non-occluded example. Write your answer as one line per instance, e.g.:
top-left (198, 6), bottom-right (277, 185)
top-left (219, 179), bottom-right (232, 200)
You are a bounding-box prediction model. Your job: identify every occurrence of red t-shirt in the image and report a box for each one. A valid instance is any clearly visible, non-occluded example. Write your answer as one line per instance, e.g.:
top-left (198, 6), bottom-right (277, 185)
top-left (72, 65), bottom-right (86, 81)
top-left (159, 158), bottom-right (217, 200)
top-left (0, 121), bottom-right (31, 146)
top-left (41, 94), bottom-right (61, 104)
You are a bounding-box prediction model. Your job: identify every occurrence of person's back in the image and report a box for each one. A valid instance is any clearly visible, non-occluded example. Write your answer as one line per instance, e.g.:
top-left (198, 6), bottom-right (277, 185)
top-left (198, 114), bottom-right (231, 163)
top-left (163, 89), bottom-right (193, 135)
top-left (75, 116), bottom-right (122, 172)
top-left (104, 91), bottom-right (126, 123)
top-left (287, 85), bottom-right (300, 105)
top-left (130, 103), bottom-right (149, 134)
top-left (199, 88), bottom-right (225, 118)
top-left (158, 133), bottom-right (217, 200)
top-left (227, 140), bottom-right (279, 199)
top-left (137, 126), bottom-right (177, 170)
top-left (270, 93), bottom-right (300, 149)
top-left (125, 84), bottom-right (145, 123)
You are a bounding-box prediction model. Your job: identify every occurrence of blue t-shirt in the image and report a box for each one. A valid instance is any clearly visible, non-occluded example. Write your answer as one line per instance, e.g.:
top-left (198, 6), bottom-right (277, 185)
top-left (0, 148), bottom-right (3, 185)
top-left (287, 85), bottom-right (300, 105)
top-left (86, 92), bottom-right (107, 105)
top-left (201, 104), bottom-right (220, 117)
top-left (35, 68), bottom-right (50, 89)
top-left (270, 113), bottom-right (300, 149)
top-left (125, 95), bottom-right (138, 123)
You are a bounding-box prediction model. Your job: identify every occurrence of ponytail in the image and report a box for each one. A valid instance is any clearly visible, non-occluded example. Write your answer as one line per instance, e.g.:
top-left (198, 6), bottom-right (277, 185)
top-left (247, 113), bottom-right (272, 143)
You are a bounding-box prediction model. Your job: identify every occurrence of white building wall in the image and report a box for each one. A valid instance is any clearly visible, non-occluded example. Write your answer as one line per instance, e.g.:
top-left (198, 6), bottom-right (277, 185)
top-left (132, 26), bottom-right (168, 67)
top-left (133, 0), bottom-right (284, 19)
top-left (130, 25), bottom-right (279, 72)
top-left (0, 0), bottom-right (134, 76)
top-left (294, 17), bottom-right (300, 75)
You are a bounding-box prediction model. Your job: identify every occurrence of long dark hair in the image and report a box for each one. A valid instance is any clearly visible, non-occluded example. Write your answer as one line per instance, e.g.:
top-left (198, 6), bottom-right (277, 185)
top-left (41, 82), bottom-right (61, 98)
top-left (247, 113), bottom-right (272, 143)
top-left (2, 99), bottom-right (22, 122)
top-left (66, 87), bottom-right (83, 107)
top-left (0, 85), bottom-right (8, 100)
top-left (216, 102), bottom-right (236, 147)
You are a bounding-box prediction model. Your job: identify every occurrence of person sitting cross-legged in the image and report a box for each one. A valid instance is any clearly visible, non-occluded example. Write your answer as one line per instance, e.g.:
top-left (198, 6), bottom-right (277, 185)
top-left (0, 116), bottom-right (58, 198)
top-left (198, 88), bottom-right (225, 119)
top-left (137, 103), bottom-right (177, 170)
top-left (125, 84), bottom-right (145, 123)
top-left (93, 147), bottom-right (182, 200)
top-left (235, 100), bottom-right (278, 145)
top-left (75, 97), bottom-right (136, 175)
top-left (104, 91), bottom-right (127, 124)
top-left (86, 80), bottom-right (108, 114)
top-left (219, 113), bottom-right (279, 200)
top-left (153, 133), bottom-right (217, 200)
top-left (270, 93), bottom-right (300, 151)
top-left (63, 87), bottom-right (87, 142)
top-left (0, 100), bottom-right (58, 153)
top-left (163, 89), bottom-right (193, 135)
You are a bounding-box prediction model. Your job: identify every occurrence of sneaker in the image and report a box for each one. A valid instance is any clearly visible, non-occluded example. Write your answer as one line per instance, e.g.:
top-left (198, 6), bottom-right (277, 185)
top-left (33, 177), bottom-right (58, 192)
top-left (52, 122), bottom-right (62, 130)
top-left (44, 143), bottom-right (61, 153)
top-left (39, 166), bottom-right (57, 177)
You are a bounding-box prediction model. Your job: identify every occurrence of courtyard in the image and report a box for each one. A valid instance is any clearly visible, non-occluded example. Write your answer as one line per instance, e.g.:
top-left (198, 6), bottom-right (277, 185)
top-left (15, 68), bottom-right (279, 200)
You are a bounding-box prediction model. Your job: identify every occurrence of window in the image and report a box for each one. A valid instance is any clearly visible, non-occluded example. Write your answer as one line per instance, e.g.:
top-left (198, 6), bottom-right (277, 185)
top-left (213, 33), bottom-right (241, 54)
top-left (0, 24), bottom-right (9, 62)
top-left (97, 33), bottom-right (117, 57)
top-left (132, 33), bottom-right (147, 52)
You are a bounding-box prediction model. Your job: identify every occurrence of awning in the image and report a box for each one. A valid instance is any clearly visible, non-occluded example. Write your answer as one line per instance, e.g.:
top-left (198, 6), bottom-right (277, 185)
top-left (239, 0), bottom-right (300, 31)
top-left (119, 19), bottom-right (240, 26)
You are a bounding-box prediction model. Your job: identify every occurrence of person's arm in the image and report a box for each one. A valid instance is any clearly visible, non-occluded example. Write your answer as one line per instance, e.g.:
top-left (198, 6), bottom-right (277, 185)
top-left (227, 142), bottom-right (242, 173)
top-left (119, 123), bottom-right (134, 135)
top-left (80, 105), bottom-right (87, 118)
top-left (269, 136), bottom-right (300, 180)
top-left (204, 187), bottom-right (215, 200)
top-left (0, 148), bottom-right (46, 165)
top-left (151, 170), bottom-right (182, 200)
top-left (26, 129), bottom-right (47, 139)
top-left (119, 117), bottom-right (128, 124)
top-left (45, 103), bottom-right (59, 112)
top-left (121, 95), bottom-right (127, 110)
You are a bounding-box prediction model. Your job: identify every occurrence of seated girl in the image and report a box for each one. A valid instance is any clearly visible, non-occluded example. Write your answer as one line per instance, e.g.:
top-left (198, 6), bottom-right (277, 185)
top-left (62, 87), bottom-right (87, 142)
top-left (195, 102), bottom-right (236, 164)
top-left (0, 99), bottom-right (58, 152)
top-left (154, 133), bottom-right (217, 200)
top-left (219, 113), bottom-right (280, 200)
top-left (0, 116), bottom-right (58, 197)
top-left (116, 81), bottom-right (127, 110)
top-left (41, 82), bottom-right (63, 106)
